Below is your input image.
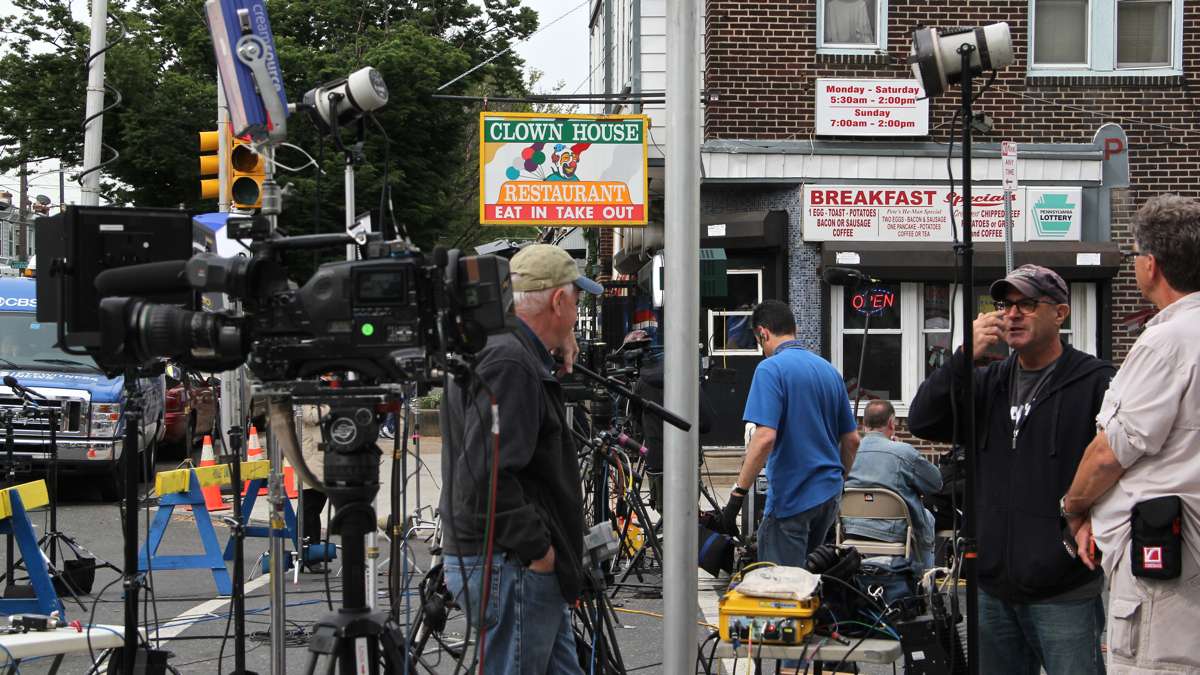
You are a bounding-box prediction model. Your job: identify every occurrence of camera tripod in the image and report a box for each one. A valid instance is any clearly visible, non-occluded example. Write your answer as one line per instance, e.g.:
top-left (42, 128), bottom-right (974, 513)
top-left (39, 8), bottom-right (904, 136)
top-left (291, 387), bottom-right (414, 675)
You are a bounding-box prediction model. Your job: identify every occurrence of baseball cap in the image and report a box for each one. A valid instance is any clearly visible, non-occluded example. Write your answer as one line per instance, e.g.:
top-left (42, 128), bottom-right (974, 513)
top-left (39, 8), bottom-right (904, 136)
top-left (510, 244), bottom-right (603, 295)
top-left (989, 264), bottom-right (1069, 304)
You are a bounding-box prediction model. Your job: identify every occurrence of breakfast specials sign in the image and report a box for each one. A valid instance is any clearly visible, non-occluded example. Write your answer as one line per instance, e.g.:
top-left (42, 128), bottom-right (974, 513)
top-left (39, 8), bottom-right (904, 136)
top-left (802, 185), bottom-right (1082, 242)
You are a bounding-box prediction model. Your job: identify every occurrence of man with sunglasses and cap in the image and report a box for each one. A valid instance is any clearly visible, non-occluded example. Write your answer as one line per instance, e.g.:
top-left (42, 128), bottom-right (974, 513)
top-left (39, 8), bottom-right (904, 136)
top-left (909, 264), bottom-right (1115, 675)
top-left (440, 244), bottom-right (602, 675)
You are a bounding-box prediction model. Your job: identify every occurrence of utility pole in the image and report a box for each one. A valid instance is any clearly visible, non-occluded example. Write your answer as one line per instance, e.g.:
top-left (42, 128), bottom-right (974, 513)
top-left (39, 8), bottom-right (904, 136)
top-left (663, 0), bottom-right (700, 672)
top-left (80, 0), bottom-right (109, 206)
top-left (17, 158), bottom-right (28, 260)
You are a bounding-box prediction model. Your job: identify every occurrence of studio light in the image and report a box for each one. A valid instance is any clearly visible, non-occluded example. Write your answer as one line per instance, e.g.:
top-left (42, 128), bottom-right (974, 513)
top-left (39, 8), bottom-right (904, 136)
top-left (909, 23), bottom-right (1013, 98)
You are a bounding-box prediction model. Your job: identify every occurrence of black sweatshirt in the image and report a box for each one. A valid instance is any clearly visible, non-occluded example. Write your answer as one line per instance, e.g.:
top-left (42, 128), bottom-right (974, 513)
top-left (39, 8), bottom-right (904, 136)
top-left (439, 325), bottom-right (584, 603)
top-left (908, 342), bottom-right (1114, 603)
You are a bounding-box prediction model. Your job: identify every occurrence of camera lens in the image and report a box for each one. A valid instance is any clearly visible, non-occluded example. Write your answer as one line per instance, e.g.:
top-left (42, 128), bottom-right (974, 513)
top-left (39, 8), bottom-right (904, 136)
top-left (132, 302), bottom-right (241, 363)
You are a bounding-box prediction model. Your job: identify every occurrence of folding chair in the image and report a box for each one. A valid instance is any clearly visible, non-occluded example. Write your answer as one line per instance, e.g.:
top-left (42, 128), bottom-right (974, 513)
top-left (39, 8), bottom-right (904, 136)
top-left (836, 487), bottom-right (913, 559)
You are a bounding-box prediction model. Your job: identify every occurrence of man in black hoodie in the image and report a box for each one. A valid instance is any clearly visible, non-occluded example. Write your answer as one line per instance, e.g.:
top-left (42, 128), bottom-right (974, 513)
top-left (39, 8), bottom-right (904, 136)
top-left (908, 264), bottom-right (1114, 675)
top-left (440, 244), bottom-right (601, 675)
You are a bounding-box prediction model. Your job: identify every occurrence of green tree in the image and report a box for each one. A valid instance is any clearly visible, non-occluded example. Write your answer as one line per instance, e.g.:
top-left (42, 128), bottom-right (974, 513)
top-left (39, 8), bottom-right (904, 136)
top-left (0, 0), bottom-right (539, 253)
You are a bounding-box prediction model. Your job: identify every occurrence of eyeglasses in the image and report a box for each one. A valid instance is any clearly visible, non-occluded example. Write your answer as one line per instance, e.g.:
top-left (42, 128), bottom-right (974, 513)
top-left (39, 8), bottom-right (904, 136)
top-left (1122, 249), bottom-right (1148, 262)
top-left (992, 298), bottom-right (1058, 315)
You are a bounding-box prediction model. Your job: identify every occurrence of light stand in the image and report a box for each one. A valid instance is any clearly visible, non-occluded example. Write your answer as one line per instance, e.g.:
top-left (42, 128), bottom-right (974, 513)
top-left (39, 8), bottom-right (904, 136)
top-left (910, 23), bottom-right (1013, 673)
top-left (2, 410), bottom-right (14, 591)
top-left (957, 43), bottom-right (981, 675)
top-left (220, 426), bottom-right (256, 675)
top-left (108, 374), bottom-right (169, 675)
top-left (852, 307), bottom-right (872, 422)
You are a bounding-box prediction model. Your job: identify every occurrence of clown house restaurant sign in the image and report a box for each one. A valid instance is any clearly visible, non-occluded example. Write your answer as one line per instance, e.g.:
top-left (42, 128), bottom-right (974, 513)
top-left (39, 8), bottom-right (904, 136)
top-left (802, 186), bottom-right (1082, 242)
top-left (479, 113), bottom-right (650, 226)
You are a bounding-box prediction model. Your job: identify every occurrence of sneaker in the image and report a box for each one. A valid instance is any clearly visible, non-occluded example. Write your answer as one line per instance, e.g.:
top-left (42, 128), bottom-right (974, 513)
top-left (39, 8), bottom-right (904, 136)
top-left (380, 427), bottom-right (395, 439)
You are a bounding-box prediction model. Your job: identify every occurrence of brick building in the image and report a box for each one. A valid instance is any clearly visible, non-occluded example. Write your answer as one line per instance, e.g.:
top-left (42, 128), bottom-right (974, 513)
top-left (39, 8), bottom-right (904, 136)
top-left (591, 0), bottom-right (1197, 446)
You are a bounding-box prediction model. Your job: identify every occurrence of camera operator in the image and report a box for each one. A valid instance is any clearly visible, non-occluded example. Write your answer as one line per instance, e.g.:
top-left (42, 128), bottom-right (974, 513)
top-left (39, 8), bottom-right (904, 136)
top-left (439, 244), bottom-right (602, 674)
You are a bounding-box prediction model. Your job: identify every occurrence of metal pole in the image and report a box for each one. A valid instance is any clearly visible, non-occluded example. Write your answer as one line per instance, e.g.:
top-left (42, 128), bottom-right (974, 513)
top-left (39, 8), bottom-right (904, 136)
top-left (958, 45), bottom-right (981, 675)
top-left (17, 159), bottom-right (27, 261)
top-left (267, 425), bottom-right (287, 675)
top-left (1003, 190), bottom-right (1015, 273)
top-left (663, 0), bottom-right (700, 671)
top-left (260, 145), bottom-right (287, 675)
top-left (225, 427), bottom-right (250, 675)
top-left (345, 163), bottom-right (356, 261)
top-left (218, 72), bottom-right (231, 215)
top-left (340, 160), bottom-right (379, 607)
top-left (120, 384), bottom-right (141, 675)
top-left (80, 0), bottom-right (109, 207)
top-left (216, 72), bottom-right (243, 460)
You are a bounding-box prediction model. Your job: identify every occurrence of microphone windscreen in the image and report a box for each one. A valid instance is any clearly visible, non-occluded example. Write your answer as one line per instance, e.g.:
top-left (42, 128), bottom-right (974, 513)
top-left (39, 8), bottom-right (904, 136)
top-left (95, 260), bottom-right (191, 297)
top-left (822, 266), bottom-right (866, 286)
top-left (2, 376), bottom-right (15, 387)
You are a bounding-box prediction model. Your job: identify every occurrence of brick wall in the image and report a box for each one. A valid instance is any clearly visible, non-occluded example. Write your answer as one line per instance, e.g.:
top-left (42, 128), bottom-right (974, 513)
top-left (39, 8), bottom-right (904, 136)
top-left (704, 0), bottom-right (1200, 363)
top-left (702, 185), bottom-right (824, 351)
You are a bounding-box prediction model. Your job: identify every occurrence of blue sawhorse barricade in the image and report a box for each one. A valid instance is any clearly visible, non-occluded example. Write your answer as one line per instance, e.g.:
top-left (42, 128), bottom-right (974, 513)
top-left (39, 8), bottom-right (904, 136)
top-left (0, 480), bottom-right (65, 617)
top-left (139, 466), bottom-right (233, 596)
top-left (223, 460), bottom-right (298, 560)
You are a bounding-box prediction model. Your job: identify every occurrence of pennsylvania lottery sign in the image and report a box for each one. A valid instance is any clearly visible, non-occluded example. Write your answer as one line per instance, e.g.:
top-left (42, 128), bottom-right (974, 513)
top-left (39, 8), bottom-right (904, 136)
top-left (479, 112), bottom-right (649, 227)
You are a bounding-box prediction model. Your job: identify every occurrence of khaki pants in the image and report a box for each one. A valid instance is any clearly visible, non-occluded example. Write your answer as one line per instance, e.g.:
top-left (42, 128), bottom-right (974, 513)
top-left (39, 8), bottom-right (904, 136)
top-left (1107, 546), bottom-right (1200, 674)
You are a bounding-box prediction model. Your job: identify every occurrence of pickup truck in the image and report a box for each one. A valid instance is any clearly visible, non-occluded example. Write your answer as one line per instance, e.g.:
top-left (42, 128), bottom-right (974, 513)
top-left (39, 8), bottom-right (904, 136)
top-left (0, 277), bottom-right (165, 500)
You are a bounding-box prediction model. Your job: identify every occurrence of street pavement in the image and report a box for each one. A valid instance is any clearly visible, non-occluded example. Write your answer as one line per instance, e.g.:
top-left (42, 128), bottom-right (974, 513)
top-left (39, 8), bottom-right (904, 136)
top-left (12, 436), bottom-right (904, 674)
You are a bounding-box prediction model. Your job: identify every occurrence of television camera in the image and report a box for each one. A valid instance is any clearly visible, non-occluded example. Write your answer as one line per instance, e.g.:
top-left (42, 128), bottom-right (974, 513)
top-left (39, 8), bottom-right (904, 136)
top-left (37, 205), bottom-right (515, 674)
top-left (85, 230), bottom-right (512, 383)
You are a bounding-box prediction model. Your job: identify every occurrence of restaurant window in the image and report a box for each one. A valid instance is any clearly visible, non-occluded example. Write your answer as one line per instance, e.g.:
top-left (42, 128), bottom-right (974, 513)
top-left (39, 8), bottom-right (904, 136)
top-left (708, 269), bottom-right (763, 356)
top-left (831, 281), bottom-right (1097, 416)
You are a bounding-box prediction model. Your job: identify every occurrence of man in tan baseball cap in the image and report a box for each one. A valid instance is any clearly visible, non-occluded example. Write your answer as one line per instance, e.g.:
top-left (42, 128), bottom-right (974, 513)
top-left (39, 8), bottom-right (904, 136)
top-left (510, 243), bottom-right (604, 295)
top-left (508, 243), bottom-right (602, 373)
top-left (439, 243), bottom-right (600, 675)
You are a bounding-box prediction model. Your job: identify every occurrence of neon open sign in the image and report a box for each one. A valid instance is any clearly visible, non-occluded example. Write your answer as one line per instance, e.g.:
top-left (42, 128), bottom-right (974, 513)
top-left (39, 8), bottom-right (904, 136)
top-left (850, 287), bottom-right (896, 316)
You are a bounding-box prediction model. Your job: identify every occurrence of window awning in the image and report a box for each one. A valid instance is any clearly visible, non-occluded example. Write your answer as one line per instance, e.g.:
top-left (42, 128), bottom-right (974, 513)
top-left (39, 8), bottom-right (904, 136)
top-left (820, 241), bottom-right (1122, 281)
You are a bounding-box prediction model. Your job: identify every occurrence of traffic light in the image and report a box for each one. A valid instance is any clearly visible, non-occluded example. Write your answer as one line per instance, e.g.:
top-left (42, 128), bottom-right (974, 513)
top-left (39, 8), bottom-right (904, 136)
top-left (199, 130), bottom-right (220, 200)
top-left (229, 137), bottom-right (264, 210)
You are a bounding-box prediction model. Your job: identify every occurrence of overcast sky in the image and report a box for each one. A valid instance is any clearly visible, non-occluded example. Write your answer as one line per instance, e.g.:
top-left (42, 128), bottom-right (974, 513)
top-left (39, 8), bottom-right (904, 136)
top-left (0, 0), bottom-right (590, 208)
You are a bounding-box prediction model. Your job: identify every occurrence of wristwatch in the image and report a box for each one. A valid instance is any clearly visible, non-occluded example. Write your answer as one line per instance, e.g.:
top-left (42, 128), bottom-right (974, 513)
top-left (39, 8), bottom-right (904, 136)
top-left (1059, 495), bottom-right (1083, 520)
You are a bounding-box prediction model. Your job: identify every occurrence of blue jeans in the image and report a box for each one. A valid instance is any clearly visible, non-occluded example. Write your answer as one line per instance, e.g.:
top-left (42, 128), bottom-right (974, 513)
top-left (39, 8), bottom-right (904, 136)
top-left (978, 589), bottom-right (1105, 675)
top-left (757, 495), bottom-right (840, 567)
top-left (443, 553), bottom-right (583, 675)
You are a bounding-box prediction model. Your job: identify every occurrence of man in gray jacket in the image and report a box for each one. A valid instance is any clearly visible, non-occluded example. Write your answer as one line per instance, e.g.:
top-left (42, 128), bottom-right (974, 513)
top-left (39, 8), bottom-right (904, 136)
top-left (844, 400), bottom-right (942, 569)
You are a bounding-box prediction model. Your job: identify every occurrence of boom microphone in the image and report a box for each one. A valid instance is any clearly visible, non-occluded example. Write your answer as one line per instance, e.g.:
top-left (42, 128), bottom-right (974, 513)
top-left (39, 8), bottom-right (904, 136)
top-left (95, 260), bottom-right (192, 298)
top-left (822, 266), bottom-right (879, 286)
top-left (3, 375), bottom-right (47, 402)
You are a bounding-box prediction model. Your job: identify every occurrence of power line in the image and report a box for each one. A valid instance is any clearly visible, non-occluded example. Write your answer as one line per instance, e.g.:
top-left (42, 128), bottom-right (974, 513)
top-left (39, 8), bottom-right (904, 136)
top-left (437, 0), bottom-right (591, 91)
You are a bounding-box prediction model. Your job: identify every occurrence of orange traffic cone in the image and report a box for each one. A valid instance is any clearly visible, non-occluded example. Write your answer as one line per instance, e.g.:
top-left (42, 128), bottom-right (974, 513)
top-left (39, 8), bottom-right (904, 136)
top-left (283, 460), bottom-right (299, 499)
top-left (244, 426), bottom-right (268, 496)
top-left (189, 435), bottom-right (229, 512)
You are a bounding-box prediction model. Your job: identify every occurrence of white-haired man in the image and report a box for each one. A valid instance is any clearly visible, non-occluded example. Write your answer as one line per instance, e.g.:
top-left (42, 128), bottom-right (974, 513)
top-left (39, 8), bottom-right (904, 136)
top-left (439, 244), bottom-right (601, 674)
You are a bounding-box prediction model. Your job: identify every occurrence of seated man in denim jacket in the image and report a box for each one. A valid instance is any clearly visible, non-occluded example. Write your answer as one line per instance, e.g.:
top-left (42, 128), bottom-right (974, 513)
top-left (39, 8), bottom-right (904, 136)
top-left (843, 400), bottom-right (942, 569)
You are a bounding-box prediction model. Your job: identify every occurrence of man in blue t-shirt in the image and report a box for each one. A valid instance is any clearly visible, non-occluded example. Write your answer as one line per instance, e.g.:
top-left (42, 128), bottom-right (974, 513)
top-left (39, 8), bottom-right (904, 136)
top-left (719, 300), bottom-right (860, 566)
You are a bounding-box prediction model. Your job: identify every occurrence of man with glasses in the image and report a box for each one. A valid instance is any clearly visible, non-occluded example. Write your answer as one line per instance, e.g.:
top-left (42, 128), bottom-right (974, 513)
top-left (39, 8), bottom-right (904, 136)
top-left (909, 264), bottom-right (1115, 675)
top-left (1062, 195), bottom-right (1200, 673)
